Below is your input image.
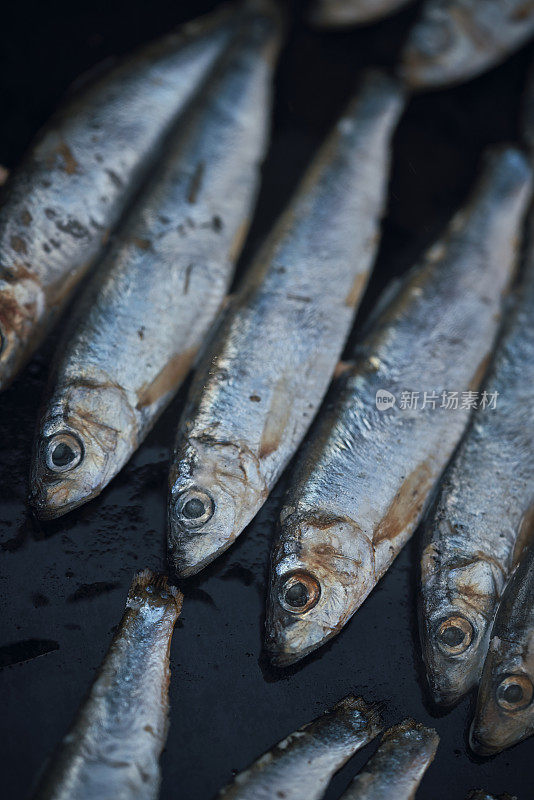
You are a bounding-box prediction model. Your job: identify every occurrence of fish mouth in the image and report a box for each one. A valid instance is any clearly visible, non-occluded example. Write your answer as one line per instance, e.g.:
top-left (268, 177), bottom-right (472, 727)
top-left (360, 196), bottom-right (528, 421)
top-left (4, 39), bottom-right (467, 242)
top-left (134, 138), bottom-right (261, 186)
top-left (468, 725), bottom-right (501, 757)
top-left (30, 485), bottom-right (101, 520)
top-left (167, 523), bottom-right (234, 578)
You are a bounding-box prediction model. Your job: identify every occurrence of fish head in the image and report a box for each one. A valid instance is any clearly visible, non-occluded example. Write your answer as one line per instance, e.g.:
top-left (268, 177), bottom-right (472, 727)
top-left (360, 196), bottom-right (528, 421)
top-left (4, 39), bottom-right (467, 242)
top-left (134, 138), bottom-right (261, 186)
top-left (265, 511), bottom-right (375, 665)
top-left (168, 435), bottom-right (266, 576)
top-left (420, 542), bottom-right (500, 706)
top-left (0, 273), bottom-right (45, 389)
top-left (470, 634), bottom-right (534, 755)
top-left (401, 3), bottom-right (478, 89)
top-left (30, 380), bottom-right (137, 518)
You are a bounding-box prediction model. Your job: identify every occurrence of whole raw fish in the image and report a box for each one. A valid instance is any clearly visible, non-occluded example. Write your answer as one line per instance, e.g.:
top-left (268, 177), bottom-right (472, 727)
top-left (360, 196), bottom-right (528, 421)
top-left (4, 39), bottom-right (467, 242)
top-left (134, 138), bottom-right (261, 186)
top-left (168, 71), bottom-right (405, 577)
top-left (339, 719), bottom-right (439, 800)
top-left (0, 5), bottom-right (236, 390)
top-left (419, 224), bottom-right (534, 707)
top-left (265, 147), bottom-right (532, 666)
top-left (217, 696), bottom-right (382, 800)
top-left (309, 0), bottom-right (413, 28)
top-left (32, 570), bottom-right (182, 800)
top-left (401, 0), bottom-right (534, 90)
top-left (470, 541), bottom-right (534, 755)
top-left (466, 792), bottom-right (517, 800)
top-left (29, 7), bottom-right (281, 519)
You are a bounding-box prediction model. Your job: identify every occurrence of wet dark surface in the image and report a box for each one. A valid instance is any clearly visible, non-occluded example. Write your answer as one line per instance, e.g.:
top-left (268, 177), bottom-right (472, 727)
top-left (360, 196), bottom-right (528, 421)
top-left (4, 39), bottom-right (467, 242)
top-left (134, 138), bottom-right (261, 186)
top-left (1, 1), bottom-right (533, 798)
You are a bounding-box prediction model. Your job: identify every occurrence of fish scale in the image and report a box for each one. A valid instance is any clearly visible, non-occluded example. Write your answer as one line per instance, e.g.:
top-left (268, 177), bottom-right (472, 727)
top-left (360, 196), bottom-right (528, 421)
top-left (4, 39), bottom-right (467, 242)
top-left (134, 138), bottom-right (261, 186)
top-left (217, 696), bottom-right (382, 800)
top-left (420, 213), bottom-right (534, 708)
top-left (401, 0), bottom-right (534, 89)
top-left (309, 0), bottom-right (413, 28)
top-left (167, 70), bottom-right (405, 578)
top-left (265, 147), bottom-right (532, 666)
top-left (29, 5), bottom-right (281, 519)
top-left (0, 4), bottom-right (237, 391)
top-left (32, 571), bottom-right (183, 800)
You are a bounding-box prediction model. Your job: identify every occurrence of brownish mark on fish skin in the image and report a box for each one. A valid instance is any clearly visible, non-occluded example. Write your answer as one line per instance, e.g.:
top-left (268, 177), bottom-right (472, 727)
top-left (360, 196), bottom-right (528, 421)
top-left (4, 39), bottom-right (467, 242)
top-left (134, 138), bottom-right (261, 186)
top-left (259, 374), bottom-right (293, 459)
top-left (20, 209), bottom-right (32, 226)
top-left (468, 351), bottom-right (492, 392)
top-left (57, 141), bottom-right (79, 175)
top-left (511, 502), bottom-right (534, 566)
top-left (10, 236), bottom-right (27, 255)
top-left (228, 217), bottom-right (250, 263)
top-left (187, 161), bottom-right (205, 204)
top-left (133, 237), bottom-right (151, 250)
top-left (136, 346), bottom-right (197, 409)
top-left (373, 460), bottom-right (433, 545)
top-left (345, 269), bottom-right (368, 308)
top-left (510, 1), bottom-right (534, 22)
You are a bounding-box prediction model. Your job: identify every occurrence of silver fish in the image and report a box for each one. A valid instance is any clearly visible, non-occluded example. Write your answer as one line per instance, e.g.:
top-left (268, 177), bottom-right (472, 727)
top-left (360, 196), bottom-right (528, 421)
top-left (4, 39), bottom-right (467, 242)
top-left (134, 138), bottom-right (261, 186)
top-left (265, 147), bottom-right (532, 666)
top-left (0, 5), bottom-right (236, 390)
top-left (419, 221), bottom-right (534, 707)
top-left (28, 7), bottom-right (281, 519)
top-left (339, 719), bottom-right (439, 800)
top-left (217, 695), bottom-right (382, 800)
top-left (309, 0), bottom-right (413, 28)
top-left (470, 540), bottom-right (534, 755)
top-left (167, 71), bottom-right (405, 577)
top-left (465, 792), bottom-right (517, 800)
top-left (401, 0), bottom-right (534, 90)
top-left (32, 570), bottom-right (182, 800)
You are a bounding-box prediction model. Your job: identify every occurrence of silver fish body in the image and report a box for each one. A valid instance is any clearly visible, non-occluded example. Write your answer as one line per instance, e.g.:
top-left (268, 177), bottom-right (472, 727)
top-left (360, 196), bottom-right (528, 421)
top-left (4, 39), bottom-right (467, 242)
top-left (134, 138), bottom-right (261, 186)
top-left (217, 696), bottom-right (382, 800)
top-left (168, 71), bottom-right (405, 577)
top-left (401, 0), bottom-right (534, 90)
top-left (28, 9), bottom-right (281, 519)
top-left (419, 222), bottom-right (534, 707)
top-left (308, 0), bottom-right (413, 28)
top-left (470, 539), bottom-right (534, 755)
top-left (339, 719), bottom-right (439, 800)
top-left (265, 147), bottom-right (532, 666)
top-left (466, 792), bottom-right (517, 800)
top-left (32, 570), bottom-right (182, 800)
top-left (0, 6), bottom-right (236, 390)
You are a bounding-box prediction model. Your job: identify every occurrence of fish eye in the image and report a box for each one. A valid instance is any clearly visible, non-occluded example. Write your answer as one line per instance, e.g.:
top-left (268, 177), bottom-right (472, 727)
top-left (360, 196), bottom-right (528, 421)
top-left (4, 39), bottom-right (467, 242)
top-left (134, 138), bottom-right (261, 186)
top-left (496, 675), bottom-right (533, 712)
top-left (175, 488), bottom-right (214, 528)
top-left (45, 432), bottom-right (84, 473)
top-left (279, 571), bottom-right (321, 614)
top-left (436, 615), bottom-right (474, 655)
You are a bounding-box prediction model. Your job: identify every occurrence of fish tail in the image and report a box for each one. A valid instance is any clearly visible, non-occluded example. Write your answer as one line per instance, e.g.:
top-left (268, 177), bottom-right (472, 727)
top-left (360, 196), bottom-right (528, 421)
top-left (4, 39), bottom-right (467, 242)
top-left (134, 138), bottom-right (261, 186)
top-left (128, 569), bottom-right (184, 613)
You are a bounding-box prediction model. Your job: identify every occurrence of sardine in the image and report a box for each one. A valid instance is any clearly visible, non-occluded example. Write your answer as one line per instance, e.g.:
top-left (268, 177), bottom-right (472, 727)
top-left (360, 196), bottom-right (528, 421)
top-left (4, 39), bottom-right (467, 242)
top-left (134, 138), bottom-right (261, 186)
top-left (265, 147), bottom-right (532, 666)
top-left (309, 0), bottom-right (413, 28)
top-left (339, 719), bottom-right (439, 800)
top-left (0, 5), bottom-right (237, 390)
top-left (419, 220), bottom-right (534, 707)
top-left (168, 71), bottom-right (405, 577)
top-left (217, 695), bottom-right (382, 800)
top-left (401, 0), bottom-right (534, 90)
top-left (28, 7), bottom-right (281, 519)
top-left (32, 570), bottom-right (182, 800)
top-left (469, 540), bottom-right (534, 755)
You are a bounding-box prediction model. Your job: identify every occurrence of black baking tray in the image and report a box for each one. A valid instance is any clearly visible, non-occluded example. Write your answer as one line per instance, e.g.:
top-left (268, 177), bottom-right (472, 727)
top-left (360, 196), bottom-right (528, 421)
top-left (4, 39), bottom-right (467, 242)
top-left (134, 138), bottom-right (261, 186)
top-left (0, 1), bottom-right (532, 798)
